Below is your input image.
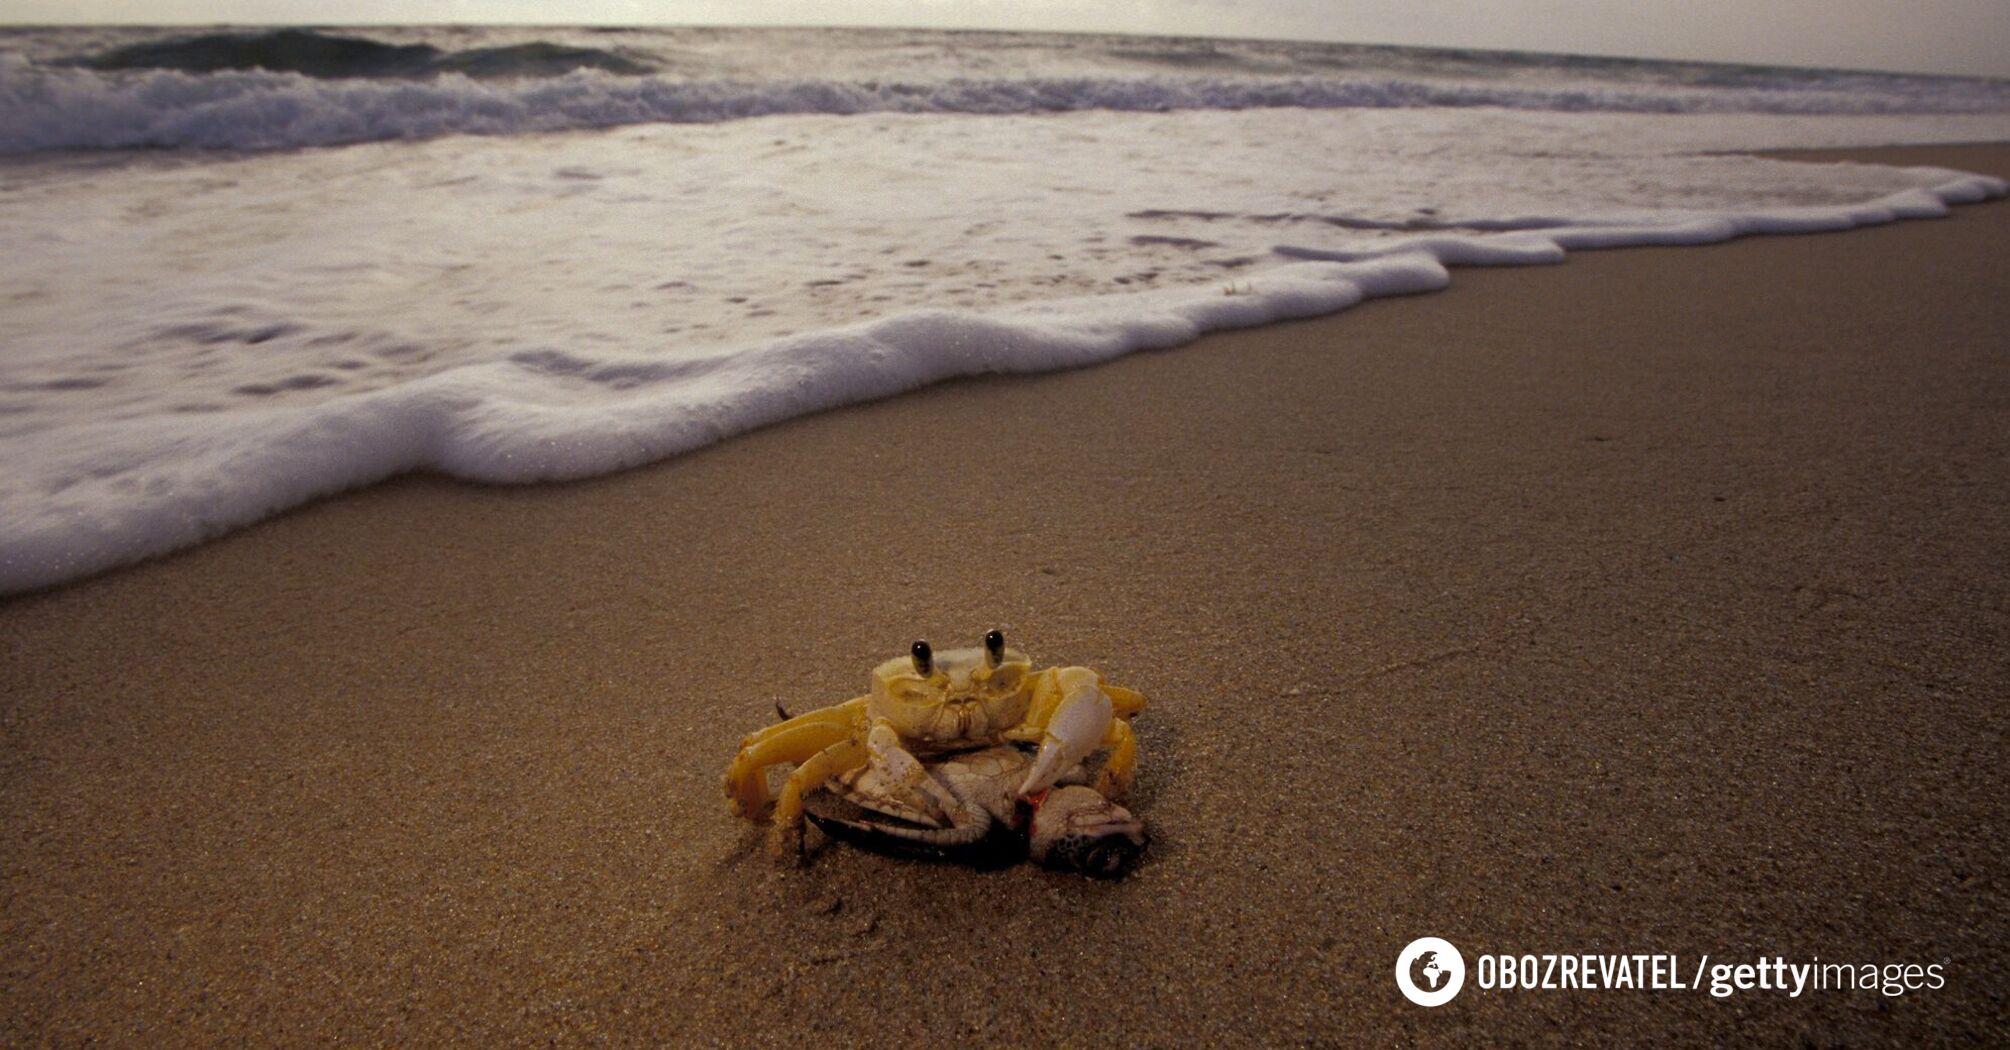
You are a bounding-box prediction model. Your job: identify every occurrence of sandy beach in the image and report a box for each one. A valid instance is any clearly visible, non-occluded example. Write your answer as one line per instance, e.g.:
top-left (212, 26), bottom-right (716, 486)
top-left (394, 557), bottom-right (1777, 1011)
top-left (2, 142), bottom-right (2006, 1045)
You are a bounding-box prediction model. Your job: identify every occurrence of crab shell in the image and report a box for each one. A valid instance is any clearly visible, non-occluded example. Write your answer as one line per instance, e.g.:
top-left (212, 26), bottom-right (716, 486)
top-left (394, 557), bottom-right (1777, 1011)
top-left (866, 644), bottom-right (1035, 750)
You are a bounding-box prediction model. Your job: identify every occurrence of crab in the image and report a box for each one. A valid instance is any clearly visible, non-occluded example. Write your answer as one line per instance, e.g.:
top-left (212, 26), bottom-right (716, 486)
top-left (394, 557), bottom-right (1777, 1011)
top-left (808, 744), bottom-right (1148, 877)
top-left (722, 631), bottom-right (1145, 855)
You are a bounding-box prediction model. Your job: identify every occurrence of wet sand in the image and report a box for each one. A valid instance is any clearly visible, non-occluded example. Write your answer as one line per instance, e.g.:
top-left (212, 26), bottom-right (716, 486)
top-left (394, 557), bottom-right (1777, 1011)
top-left (2, 143), bottom-right (2007, 1046)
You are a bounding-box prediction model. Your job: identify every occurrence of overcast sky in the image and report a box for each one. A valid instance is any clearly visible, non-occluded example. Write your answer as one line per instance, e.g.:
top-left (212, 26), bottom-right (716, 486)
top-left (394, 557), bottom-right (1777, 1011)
top-left (8, 1), bottom-right (2006, 79)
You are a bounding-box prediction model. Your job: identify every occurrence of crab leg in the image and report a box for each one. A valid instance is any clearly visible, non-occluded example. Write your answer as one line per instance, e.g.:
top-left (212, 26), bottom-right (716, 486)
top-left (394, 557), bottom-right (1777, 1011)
top-left (864, 722), bottom-right (990, 834)
top-left (1092, 717), bottom-right (1139, 798)
top-left (1103, 682), bottom-right (1147, 721)
top-left (808, 748), bottom-right (997, 859)
top-left (831, 766), bottom-right (944, 827)
top-left (722, 697), bottom-right (866, 819)
top-left (768, 737), bottom-right (869, 854)
top-left (802, 726), bottom-right (996, 859)
top-left (1018, 667), bottom-right (1114, 797)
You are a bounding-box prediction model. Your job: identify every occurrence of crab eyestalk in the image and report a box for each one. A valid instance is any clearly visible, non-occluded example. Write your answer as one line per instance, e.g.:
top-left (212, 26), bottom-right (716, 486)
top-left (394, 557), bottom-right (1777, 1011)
top-left (910, 640), bottom-right (933, 676)
top-left (984, 629), bottom-right (1005, 667)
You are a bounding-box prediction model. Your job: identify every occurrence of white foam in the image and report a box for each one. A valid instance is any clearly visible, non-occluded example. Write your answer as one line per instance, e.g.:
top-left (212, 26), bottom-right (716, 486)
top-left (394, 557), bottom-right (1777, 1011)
top-left (0, 258), bottom-right (1412, 590)
top-left (2, 105), bottom-right (2007, 594)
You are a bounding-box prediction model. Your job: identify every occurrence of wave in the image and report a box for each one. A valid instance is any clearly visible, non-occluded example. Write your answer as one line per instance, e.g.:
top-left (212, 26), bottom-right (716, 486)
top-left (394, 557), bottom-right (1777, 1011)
top-left (1, 171), bottom-right (2002, 596)
top-left (5, 50), bottom-right (2008, 154)
top-left (68, 28), bottom-right (652, 80)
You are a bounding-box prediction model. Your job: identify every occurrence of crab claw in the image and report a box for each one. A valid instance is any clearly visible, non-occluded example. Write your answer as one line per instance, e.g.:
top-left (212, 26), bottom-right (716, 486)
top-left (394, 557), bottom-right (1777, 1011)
top-left (1018, 673), bottom-right (1112, 798)
top-left (1028, 785), bottom-right (1146, 878)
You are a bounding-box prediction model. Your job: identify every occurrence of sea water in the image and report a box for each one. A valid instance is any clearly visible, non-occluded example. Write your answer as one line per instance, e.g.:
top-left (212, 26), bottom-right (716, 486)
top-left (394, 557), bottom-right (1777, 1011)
top-left (3, 26), bottom-right (2008, 593)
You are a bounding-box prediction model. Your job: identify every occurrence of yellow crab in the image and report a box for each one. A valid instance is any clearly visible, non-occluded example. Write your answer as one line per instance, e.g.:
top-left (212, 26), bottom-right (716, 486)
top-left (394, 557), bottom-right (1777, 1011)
top-left (723, 631), bottom-right (1145, 855)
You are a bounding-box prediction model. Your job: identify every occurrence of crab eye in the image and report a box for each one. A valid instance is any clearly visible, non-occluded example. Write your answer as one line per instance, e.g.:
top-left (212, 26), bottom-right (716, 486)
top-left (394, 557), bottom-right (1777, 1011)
top-left (910, 640), bottom-right (933, 676)
top-left (984, 630), bottom-right (1005, 666)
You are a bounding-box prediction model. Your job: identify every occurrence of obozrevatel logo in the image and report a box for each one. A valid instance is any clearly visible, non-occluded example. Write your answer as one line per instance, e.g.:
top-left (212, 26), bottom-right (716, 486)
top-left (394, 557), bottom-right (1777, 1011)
top-left (1396, 937), bottom-right (1467, 1007)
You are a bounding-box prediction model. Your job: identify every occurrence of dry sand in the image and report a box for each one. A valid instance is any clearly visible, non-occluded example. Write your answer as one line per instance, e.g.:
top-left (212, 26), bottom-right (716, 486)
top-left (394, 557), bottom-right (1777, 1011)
top-left (3, 143), bottom-right (2007, 1047)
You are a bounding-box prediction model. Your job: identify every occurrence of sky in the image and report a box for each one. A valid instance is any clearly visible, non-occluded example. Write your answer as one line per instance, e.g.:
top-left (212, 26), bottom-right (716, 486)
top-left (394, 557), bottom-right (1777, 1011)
top-left (5, 0), bottom-right (2006, 79)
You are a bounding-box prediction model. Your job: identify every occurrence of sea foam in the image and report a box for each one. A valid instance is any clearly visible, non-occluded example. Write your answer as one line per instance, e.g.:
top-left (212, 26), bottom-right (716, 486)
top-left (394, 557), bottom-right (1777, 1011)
top-left (2, 38), bottom-right (2009, 594)
top-left (2, 156), bottom-right (2001, 594)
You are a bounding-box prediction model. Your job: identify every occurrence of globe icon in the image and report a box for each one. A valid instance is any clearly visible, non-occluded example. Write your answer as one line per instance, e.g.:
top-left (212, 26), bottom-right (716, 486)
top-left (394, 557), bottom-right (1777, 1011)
top-left (1412, 951), bottom-right (1446, 991)
top-left (1395, 936), bottom-right (1465, 1006)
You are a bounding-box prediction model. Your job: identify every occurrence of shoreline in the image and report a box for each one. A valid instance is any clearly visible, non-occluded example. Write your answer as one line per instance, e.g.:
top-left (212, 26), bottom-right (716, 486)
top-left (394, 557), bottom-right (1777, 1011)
top-left (3, 143), bottom-right (2007, 1044)
top-left (3, 137), bottom-right (2005, 597)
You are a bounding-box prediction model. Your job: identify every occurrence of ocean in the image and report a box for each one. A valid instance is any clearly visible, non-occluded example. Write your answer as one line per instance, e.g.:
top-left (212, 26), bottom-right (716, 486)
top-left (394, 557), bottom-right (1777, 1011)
top-left (3, 25), bottom-right (2008, 594)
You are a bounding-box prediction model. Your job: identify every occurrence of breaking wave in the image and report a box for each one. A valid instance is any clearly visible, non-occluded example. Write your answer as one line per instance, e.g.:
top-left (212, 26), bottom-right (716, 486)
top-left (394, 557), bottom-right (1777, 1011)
top-left (69, 28), bottom-right (652, 80)
top-left (6, 43), bottom-right (2010, 154)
